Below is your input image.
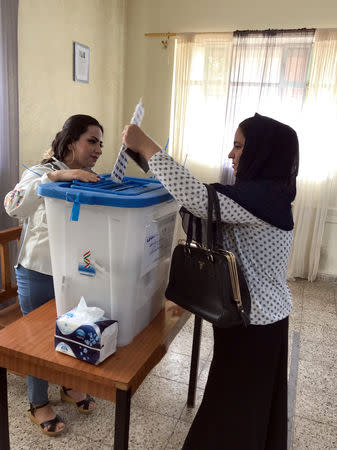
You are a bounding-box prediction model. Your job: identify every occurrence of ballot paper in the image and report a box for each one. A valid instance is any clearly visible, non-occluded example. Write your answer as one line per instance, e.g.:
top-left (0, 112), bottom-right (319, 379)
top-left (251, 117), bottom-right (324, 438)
top-left (111, 98), bottom-right (148, 182)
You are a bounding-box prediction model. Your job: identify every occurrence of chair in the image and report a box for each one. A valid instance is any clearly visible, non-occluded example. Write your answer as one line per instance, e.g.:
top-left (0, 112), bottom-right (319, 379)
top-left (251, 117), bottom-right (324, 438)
top-left (0, 225), bottom-right (22, 329)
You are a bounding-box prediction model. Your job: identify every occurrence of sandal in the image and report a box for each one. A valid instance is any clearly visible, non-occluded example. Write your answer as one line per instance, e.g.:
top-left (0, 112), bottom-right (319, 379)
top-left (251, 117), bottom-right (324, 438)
top-left (60, 386), bottom-right (95, 414)
top-left (28, 402), bottom-right (65, 436)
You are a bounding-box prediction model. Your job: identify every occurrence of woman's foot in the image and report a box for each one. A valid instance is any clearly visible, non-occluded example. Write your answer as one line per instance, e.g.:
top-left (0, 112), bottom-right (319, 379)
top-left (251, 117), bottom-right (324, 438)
top-left (28, 402), bottom-right (65, 435)
top-left (61, 387), bottom-right (95, 413)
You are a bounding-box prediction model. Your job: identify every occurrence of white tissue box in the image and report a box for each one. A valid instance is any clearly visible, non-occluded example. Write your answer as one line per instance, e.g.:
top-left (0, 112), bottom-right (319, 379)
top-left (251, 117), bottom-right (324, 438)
top-left (55, 308), bottom-right (118, 365)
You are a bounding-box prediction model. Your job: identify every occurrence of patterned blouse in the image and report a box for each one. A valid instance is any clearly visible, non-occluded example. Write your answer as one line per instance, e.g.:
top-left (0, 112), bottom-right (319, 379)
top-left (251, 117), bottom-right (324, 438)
top-left (148, 150), bottom-right (293, 326)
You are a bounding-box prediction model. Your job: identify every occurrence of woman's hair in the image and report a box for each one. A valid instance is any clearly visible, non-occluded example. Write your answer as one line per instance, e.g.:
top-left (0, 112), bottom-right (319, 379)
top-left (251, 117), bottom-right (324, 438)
top-left (236, 113), bottom-right (299, 197)
top-left (41, 114), bottom-right (104, 164)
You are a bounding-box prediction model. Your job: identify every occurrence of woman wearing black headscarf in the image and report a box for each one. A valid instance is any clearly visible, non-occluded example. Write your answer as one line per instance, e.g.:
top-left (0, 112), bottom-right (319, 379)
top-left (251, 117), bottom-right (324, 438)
top-left (122, 113), bottom-right (298, 450)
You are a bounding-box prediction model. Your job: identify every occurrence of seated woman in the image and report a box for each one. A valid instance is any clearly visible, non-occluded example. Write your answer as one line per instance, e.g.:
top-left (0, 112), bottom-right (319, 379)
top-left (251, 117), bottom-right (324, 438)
top-left (122, 113), bottom-right (298, 450)
top-left (4, 114), bottom-right (103, 436)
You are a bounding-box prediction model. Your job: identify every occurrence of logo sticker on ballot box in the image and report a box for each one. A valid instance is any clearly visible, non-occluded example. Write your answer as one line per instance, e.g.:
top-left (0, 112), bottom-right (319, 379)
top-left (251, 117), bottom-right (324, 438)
top-left (78, 249), bottom-right (96, 277)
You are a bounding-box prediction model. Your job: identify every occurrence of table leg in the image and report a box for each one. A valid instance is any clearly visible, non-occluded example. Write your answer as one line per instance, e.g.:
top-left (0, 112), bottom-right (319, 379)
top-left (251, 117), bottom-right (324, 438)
top-left (0, 367), bottom-right (10, 450)
top-left (187, 316), bottom-right (202, 408)
top-left (114, 387), bottom-right (131, 450)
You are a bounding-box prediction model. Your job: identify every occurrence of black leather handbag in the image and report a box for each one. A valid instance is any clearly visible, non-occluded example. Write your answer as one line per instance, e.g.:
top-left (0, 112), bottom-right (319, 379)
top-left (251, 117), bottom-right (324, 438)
top-left (165, 184), bottom-right (251, 328)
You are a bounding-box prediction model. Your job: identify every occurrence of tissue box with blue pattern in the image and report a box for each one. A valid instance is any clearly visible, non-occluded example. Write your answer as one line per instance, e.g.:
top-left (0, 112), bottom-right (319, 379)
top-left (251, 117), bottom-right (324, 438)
top-left (54, 297), bottom-right (118, 365)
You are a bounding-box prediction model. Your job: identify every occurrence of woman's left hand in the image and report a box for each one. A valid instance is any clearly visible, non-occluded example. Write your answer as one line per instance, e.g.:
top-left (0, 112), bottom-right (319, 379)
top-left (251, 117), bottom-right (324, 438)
top-left (122, 125), bottom-right (161, 161)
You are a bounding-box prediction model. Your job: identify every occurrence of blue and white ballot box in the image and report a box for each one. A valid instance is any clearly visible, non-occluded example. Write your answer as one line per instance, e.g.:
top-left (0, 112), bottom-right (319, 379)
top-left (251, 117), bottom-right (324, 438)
top-left (38, 175), bottom-right (178, 346)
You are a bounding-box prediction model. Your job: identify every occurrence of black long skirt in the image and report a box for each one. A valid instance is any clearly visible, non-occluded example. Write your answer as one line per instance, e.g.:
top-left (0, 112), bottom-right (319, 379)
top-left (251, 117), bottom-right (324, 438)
top-left (182, 317), bottom-right (289, 450)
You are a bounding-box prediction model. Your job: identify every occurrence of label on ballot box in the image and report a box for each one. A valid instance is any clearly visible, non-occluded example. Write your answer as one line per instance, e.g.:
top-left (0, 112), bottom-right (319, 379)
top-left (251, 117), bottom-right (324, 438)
top-left (54, 297), bottom-right (118, 365)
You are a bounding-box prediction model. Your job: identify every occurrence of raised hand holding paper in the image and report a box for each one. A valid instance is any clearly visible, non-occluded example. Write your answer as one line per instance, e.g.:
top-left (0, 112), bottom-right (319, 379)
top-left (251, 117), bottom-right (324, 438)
top-left (111, 98), bottom-right (148, 182)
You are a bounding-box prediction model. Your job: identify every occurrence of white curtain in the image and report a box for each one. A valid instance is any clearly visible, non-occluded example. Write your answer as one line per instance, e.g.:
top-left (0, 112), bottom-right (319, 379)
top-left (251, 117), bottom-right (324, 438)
top-left (221, 29), bottom-right (315, 184)
top-left (287, 29), bottom-right (337, 281)
top-left (170, 29), bottom-right (337, 280)
top-left (0, 0), bottom-right (19, 231)
top-left (169, 33), bottom-right (233, 183)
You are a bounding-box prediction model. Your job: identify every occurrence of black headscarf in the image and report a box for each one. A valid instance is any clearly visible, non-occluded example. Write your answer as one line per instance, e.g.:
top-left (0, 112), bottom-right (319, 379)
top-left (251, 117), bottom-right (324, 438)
top-left (181, 113), bottom-right (299, 236)
top-left (212, 113), bottom-right (299, 230)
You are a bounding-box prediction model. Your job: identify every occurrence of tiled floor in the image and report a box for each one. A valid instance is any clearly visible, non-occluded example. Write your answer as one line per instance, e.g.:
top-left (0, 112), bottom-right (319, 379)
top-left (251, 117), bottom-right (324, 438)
top-left (6, 279), bottom-right (337, 449)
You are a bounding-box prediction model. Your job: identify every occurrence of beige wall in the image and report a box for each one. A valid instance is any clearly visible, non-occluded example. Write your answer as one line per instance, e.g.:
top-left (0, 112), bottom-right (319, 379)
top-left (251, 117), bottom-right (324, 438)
top-left (124, 0), bottom-right (337, 276)
top-left (18, 0), bottom-right (126, 174)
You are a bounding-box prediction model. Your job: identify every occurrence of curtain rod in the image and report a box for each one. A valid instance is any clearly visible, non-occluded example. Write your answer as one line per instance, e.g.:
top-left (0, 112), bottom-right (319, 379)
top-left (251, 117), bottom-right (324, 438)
top-left (145, 33), bottom-right (177, 37)
top-left (145, 29), bottom-right (316, 37)
top-left (145, 29), bottom-right (316, 48)
top-left (145, 32), bottom-right (231, 47)
top-left (145, 32), bottom-right (234, 37)
top-left (234, 28), bottom-right (316, 35)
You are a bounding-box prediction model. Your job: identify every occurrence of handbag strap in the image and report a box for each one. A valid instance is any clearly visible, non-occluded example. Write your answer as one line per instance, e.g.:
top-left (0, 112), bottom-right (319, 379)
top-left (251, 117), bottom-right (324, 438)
top-left (186, 208), bottom-right (194, 245)
top-left (204, 184), bottom-right (215, 250)
top-left (185, 184), bottom-right (223, 251)
top-left (209, 185), bottom-right (224, 250)
top-left (205, 184), bottom-right (224, 251)
top-left (185, 184), bottom-right (214, 247)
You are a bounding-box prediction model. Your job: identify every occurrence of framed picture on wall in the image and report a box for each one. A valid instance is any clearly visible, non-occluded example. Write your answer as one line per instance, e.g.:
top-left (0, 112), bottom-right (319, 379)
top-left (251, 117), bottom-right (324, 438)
top-left (73, 42), bottom-right (90, 83)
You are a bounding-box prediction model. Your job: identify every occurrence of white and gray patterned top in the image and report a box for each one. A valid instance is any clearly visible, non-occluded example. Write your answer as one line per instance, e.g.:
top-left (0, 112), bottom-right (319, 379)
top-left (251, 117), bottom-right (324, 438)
top-left (149, 150), bottom-right (293, 325)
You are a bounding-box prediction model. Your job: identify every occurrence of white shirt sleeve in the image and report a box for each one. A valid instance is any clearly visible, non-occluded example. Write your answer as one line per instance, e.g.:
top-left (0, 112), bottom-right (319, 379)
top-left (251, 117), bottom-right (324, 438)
top-left (148, 151), bottom-right (264, 225)
top-left (4, 166), bottom-right (52, 219)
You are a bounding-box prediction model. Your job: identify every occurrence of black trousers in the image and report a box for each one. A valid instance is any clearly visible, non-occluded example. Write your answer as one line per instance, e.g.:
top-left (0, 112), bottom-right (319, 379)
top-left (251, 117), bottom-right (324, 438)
top-left (183, 317), bottom-right (288, 450)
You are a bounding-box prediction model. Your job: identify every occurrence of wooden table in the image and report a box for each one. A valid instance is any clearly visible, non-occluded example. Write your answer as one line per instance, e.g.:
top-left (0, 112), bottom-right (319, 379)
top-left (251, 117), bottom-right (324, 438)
top-left (0, 299), bottom-right (203, 450)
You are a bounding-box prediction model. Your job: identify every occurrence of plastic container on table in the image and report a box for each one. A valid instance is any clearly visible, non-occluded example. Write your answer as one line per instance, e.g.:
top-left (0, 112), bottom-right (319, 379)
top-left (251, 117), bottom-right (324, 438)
top-left (38, 175), bottom-right (178, 346)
